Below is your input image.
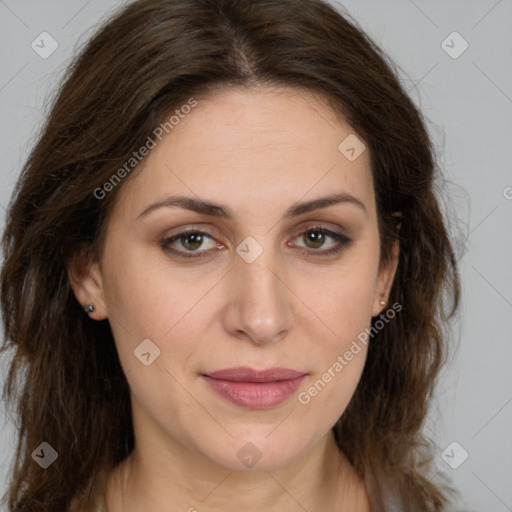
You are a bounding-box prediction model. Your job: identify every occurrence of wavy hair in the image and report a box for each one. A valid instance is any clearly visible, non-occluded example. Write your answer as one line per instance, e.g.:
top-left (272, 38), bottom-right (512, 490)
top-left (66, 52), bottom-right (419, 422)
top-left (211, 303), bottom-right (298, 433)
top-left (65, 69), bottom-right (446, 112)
top-left (0, 0), bottom-right (461, 510)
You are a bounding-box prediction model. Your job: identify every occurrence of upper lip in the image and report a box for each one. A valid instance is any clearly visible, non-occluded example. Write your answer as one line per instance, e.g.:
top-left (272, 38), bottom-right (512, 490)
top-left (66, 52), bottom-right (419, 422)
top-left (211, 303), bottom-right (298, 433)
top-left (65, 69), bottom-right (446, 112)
top-left (202, 367), bottom-right (307, 383)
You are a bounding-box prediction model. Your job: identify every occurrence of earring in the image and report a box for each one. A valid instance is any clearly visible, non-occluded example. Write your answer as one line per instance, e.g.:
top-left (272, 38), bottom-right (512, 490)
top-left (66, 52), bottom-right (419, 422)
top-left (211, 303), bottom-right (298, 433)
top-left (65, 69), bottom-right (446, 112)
top-left (86, 304), bottom-right (95, 314)
top-left (379, 300), bottom-right (386, 306)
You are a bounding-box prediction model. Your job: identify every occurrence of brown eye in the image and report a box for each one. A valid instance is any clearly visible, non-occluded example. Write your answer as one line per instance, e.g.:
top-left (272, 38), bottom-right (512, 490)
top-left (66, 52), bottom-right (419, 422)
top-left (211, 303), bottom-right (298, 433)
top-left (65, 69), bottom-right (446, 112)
top-left (161, 230), bottom-right (219, 259)
top-left (180, 232), bottom-right (204, 251)
top-left (293, 227), bottom-right (352, 257)
top-left (302, 229), bottom-right (326, 249)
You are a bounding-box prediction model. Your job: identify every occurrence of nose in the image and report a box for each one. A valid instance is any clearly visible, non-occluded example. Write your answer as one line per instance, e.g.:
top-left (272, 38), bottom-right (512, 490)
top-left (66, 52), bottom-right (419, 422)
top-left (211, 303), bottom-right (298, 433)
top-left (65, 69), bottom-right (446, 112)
top-left (222, 243), bottom-right (294, 345)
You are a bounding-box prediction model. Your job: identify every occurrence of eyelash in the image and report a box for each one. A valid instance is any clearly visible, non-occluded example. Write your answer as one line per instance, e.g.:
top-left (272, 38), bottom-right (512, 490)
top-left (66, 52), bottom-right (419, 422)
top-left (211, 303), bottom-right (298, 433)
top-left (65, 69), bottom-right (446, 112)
top-left (160, 226), bottom-right (352, 260)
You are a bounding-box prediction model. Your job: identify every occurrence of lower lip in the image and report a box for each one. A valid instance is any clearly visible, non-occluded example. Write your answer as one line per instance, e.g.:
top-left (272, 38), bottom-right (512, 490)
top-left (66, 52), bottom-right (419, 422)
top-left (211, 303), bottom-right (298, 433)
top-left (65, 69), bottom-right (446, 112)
top-left (201, 375), bottom-right (306, 409)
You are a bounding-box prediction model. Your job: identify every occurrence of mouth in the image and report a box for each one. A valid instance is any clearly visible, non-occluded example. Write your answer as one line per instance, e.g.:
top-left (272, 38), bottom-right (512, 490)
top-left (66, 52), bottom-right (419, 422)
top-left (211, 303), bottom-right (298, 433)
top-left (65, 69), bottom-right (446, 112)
top-left (200, 367), bottom-right (308, 409)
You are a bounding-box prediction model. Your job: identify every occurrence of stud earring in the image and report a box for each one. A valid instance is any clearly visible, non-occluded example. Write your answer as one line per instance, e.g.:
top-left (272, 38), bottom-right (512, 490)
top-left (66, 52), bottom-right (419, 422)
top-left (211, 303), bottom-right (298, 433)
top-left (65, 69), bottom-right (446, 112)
top-left (86, 304), bottom-right (95, 314)
top-left (379, 300), bottom-right (386, 306)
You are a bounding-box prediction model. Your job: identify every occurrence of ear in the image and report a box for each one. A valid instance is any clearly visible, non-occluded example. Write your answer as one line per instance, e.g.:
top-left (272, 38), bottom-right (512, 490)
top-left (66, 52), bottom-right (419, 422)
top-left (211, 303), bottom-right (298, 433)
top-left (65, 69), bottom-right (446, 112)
top-left (371, 236), bottom-right (400, 318)
top-left (67, 251), bottom-right (108, 321)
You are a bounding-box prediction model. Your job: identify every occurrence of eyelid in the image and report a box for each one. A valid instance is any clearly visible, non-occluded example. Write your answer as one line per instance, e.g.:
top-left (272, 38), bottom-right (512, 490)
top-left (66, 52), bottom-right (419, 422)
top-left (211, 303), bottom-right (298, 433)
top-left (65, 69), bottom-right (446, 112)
top-left (289, 222), bottom-right (346, 240)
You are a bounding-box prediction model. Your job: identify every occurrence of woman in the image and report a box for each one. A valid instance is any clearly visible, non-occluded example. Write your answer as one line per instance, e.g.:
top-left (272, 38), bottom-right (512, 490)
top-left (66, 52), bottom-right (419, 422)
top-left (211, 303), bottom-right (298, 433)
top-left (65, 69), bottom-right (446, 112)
top-left (0, 0), bottom-right (461, 510)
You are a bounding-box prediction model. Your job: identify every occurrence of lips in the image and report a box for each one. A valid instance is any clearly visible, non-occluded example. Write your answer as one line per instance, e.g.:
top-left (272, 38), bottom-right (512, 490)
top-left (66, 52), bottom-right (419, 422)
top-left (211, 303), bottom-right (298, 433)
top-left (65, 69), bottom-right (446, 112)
top-left (201, 367), bottom-right (307, 409)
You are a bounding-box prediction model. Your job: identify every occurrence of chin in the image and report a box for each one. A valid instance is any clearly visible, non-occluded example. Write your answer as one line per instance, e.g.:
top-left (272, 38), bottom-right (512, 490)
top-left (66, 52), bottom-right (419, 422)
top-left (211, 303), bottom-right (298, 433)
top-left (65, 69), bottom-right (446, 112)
top-left (200, 432), bottom-right (312, 472)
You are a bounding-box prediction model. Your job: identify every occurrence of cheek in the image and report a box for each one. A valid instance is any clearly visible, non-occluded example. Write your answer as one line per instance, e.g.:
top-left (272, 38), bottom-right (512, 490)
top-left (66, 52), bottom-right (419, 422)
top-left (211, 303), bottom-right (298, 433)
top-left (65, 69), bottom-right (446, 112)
top-left (101, 247), bottom-right (219, 377)
top-left (299, 259), bottom-right (378, 344)
top-left (293, 257), bottom-right (377, 416)
top-left (295, 270), bottom-right (374, 421)
top-left (297, 345), bottom-right (368, 434)
top-left (102, 245), bottom-right (197, 334)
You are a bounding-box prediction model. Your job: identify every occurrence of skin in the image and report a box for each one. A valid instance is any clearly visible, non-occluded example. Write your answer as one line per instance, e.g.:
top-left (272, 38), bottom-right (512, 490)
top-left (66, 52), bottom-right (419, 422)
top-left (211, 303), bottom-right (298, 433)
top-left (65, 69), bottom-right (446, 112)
top-left (69, 85), bottom-right (399, 511)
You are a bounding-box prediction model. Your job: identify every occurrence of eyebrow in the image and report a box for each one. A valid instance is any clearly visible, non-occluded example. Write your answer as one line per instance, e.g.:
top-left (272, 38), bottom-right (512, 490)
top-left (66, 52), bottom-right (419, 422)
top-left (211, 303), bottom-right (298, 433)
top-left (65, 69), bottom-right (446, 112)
top-left (136, 192), bottom-right (367, 220)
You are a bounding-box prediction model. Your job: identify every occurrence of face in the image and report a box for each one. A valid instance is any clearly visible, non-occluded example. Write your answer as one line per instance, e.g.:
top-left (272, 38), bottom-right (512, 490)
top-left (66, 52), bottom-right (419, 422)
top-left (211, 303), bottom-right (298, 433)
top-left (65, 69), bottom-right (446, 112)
top-left (70, 86), bottom-right (398, 473)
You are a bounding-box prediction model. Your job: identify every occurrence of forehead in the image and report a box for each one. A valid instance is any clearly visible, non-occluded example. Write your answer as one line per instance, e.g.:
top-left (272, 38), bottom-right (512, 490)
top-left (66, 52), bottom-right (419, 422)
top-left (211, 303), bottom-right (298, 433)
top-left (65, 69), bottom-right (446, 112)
top-left (113, 86), bottom-right (375, 222)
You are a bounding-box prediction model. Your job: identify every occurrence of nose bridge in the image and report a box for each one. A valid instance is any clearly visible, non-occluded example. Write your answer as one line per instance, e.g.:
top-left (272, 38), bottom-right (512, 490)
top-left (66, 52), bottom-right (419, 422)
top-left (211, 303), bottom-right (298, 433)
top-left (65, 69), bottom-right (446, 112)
top-left (224, 236), bottom-right (293, 343)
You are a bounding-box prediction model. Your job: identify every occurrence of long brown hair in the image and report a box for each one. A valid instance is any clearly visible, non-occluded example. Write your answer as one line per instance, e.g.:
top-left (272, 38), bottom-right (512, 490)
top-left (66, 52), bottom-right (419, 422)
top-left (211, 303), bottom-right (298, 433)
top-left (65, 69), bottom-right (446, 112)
top-left (0, 0), bottom-right (461, 510)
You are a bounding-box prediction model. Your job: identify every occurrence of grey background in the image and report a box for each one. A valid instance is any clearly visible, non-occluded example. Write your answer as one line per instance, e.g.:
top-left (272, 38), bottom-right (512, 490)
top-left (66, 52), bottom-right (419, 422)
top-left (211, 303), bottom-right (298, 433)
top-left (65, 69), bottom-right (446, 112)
top-left (0, 1), bottom-right (511, 510)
